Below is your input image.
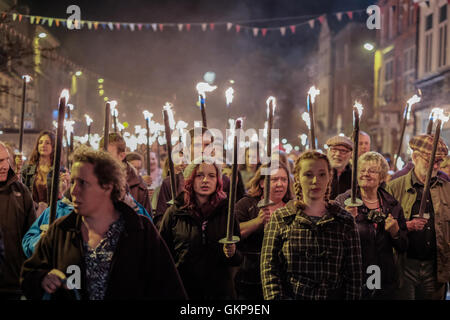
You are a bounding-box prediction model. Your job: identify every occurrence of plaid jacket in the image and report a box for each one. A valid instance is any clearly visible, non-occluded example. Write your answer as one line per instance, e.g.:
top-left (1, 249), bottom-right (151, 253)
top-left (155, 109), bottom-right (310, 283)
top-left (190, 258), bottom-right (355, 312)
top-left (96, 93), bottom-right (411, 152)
top-left (260, 200), bottom-right (363, 300)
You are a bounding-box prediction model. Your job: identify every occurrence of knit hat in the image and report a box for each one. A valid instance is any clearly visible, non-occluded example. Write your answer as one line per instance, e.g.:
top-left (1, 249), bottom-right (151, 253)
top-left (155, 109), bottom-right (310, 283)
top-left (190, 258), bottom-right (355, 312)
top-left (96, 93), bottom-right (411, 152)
top-left (326, 135), bottom-right (354, 151)
top-left (409, 134), bottom-right (448, 159)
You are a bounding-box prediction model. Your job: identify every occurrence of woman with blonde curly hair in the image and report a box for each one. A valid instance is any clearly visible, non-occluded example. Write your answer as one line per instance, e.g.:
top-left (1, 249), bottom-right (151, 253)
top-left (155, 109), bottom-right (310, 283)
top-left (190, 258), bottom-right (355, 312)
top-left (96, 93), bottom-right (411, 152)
top-left (260, 150), bottom-right (363, 300)
top-left (335, 151), bottom-right (408, 299)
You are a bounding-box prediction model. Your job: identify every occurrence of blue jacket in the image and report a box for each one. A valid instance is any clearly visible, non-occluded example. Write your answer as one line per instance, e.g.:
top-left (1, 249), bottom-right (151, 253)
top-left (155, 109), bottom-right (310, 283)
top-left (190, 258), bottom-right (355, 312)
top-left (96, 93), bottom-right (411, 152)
top-left (22, 196), bottom-right (152, 258)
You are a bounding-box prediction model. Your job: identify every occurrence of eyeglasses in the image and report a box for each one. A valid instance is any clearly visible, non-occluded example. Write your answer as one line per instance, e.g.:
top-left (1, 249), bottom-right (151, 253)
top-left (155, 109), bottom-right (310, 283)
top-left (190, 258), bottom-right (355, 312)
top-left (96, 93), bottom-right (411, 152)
top-left (329, 147), bottom-right (351, 155)
top-left (359, 168), bottom-right (380, 175)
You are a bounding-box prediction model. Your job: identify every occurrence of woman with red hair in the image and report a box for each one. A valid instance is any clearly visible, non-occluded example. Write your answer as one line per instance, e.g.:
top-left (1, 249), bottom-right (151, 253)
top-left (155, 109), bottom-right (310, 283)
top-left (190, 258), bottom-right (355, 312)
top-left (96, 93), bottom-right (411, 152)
top-left (159, 159), bottom-right (242, 299)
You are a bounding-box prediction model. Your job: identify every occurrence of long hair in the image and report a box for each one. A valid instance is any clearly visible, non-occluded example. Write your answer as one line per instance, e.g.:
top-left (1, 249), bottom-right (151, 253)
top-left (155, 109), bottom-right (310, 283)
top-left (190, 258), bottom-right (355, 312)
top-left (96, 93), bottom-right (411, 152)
top-left (247, 161), bottom-right (294, 203)
top-left (183, 162), bottom-right (226, 211)
top-left (28, 130), bottom-right (56, 166)
top-left (293, 150), bottom-right (332, 208)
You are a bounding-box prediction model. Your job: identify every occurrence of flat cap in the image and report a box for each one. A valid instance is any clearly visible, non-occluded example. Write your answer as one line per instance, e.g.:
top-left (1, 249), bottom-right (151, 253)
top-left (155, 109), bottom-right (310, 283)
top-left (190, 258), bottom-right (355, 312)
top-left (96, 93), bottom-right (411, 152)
top-left (409, 134), bottom-right (448, 159)
top-left (326, 135), bottom-right (354, 151)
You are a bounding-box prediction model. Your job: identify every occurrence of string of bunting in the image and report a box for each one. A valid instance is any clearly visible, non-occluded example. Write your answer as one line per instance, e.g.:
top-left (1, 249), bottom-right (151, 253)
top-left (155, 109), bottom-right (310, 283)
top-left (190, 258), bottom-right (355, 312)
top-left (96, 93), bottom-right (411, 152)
top-left (0, 8), bottom-right (367, 37)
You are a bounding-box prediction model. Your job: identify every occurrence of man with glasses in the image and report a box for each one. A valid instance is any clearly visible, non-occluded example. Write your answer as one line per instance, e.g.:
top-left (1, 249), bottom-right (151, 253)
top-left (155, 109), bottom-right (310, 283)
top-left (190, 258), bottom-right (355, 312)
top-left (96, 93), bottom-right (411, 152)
top-left (326, 135), bottom-right (353, 199)
top-left (386, 134), bottom-right (450, 300)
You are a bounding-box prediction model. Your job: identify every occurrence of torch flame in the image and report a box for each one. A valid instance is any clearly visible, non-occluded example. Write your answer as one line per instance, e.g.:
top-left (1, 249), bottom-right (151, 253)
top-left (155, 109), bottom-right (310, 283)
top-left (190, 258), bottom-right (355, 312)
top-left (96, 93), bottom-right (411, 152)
top-left (301, 112), bottom-right (311, 130)
top-left (406, 94), bottom-right (421, 120)
top-left (266, 96), bottom-right (276, 117)
top-left (117, 122), bottom-right (125, 131)
top-left (163, 102), bottom-right (175, 130)
top-left (196, 82), bottom-right (217, 97)
top-left (109, 100), bottom-right (118, 113)
top-left (308, 86), bottom-right (320, 104)
top-left (176, 120), bottom-right (188, 130)
top-left (431, 108), bottom-right (449, 124)
top-left (251, 133), bottom-right (258, 143)
top-left (22, 75), bottom-right (32, 83)
top-left (354, 101), bottom-right (364, 118)
top-left (67, 104), bottom-right (74, 111)
top-left (299, 134), bottom-right (308, 146)
top-left (143, 110), bottom-right (153, 121)
top-left (225, 87), bottom-right (234, 106)
top-left (84, 114), bottom-right (93, 126)
top-left (59, 89), bottom-right (70, 104)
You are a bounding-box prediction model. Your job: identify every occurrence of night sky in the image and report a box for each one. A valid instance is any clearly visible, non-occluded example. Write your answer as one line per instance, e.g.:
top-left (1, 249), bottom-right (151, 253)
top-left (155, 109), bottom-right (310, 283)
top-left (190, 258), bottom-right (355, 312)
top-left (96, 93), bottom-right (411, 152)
top-left (18, 0), bottom-right (377, 145)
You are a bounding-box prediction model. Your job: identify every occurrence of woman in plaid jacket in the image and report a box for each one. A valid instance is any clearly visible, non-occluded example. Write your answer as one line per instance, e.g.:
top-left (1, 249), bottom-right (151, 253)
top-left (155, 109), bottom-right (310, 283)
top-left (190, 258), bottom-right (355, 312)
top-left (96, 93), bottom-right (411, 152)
top-left (260, 150), bottom-right (363, 300)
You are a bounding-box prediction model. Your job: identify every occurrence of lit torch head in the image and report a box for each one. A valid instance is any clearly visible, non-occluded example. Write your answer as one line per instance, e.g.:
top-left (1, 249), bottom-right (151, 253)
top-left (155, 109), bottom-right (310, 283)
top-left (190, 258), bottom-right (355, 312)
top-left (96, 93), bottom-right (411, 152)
top-left (406, 94), bottom-right (421, 120)
top-left (196, 82), bottom-right (217, 98)
top-left (266, 96), bottom-right (276, 117)
top-left (432, 108), bottom-right (450, 128)
top-left (109, 100), bottom-right (118, 114)
top-left (163, 102), bottom-right (175, 130)
top-left (67, 104), bottom-right (74, 111)
top-left (301, 112), bottom-right (311, 129)
top-left (143, 110), bottom-right (153, 121)
top-left (22, 75), bottom-right (32, 83)
top-left (225, 87), bottom-right (234, 106)
top-left (84, 114), bottom-right (93, 126)
top-left (308, 86), bottom-right (320, 104)
top-left (59, 89), bottom-right (70, 104)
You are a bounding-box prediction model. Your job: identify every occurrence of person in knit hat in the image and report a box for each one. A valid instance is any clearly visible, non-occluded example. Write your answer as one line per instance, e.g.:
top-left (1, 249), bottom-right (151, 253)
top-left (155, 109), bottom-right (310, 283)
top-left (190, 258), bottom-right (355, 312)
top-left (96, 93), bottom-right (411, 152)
top-left (385, 134), bottom-right (450, 300)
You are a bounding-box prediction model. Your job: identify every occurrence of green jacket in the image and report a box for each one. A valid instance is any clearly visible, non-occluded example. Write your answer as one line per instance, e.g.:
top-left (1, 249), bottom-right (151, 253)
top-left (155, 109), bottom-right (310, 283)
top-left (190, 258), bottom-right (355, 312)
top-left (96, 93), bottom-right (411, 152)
top-left (385, 170), bottom-right (450, 283)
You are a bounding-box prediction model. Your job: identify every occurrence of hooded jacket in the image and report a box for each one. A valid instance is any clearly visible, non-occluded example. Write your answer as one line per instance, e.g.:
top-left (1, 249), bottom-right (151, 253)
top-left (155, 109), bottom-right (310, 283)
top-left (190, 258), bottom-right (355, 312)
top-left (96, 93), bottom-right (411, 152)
top-left (0, 168), bottom-right (36, 294)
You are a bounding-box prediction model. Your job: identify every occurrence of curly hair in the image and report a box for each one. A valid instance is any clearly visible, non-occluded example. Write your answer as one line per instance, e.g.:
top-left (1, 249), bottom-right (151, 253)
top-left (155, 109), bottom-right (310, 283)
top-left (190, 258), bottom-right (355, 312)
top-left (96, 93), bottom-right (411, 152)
top-left (28, 130), bottom-right (56, 166)
top-left (293, 150), bottom-right (332, 208)
top-left (358, 151), bottom-right (389, 183)
top-left (71, 145), bottom-right (126, 203)
top-left (247, 161), bottom-right (294, 203)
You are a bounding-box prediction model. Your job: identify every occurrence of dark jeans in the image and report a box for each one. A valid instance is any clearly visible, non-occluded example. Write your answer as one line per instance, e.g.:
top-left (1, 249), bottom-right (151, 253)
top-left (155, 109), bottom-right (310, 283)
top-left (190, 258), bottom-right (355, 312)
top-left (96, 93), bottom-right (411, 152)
top-left (396, 258), bottom-right (446, 300)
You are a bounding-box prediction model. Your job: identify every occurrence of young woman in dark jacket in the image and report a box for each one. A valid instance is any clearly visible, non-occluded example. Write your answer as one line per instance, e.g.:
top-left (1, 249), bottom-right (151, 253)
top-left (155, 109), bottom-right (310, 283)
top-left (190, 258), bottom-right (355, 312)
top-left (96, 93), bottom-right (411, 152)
top-left (335, 152), bottom-right (408, 299)
top-left (234, 161), bottom-right (293, 300)
top-left (159, 159), bottom-right (242, 300)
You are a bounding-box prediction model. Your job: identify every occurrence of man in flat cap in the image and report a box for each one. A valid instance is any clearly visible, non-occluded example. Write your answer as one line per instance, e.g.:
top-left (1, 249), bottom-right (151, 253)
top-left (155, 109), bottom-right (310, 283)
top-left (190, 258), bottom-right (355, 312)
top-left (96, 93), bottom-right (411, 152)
top-left (386, 134), bottom-right (450, 300)
top-left (326, 135), bottom-right (353, 199)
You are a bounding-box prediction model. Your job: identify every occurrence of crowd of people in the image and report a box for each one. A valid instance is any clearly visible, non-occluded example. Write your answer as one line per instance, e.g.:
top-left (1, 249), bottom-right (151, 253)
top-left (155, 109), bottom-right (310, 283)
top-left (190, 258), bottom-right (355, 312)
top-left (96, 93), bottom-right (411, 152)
top-left (0, 126), bottom-right (449, 300)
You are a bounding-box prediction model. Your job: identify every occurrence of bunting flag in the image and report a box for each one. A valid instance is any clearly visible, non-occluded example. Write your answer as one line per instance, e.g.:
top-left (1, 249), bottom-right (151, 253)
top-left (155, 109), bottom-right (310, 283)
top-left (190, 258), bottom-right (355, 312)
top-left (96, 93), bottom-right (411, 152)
top-left (0, 8), bottom-right (367, 37)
